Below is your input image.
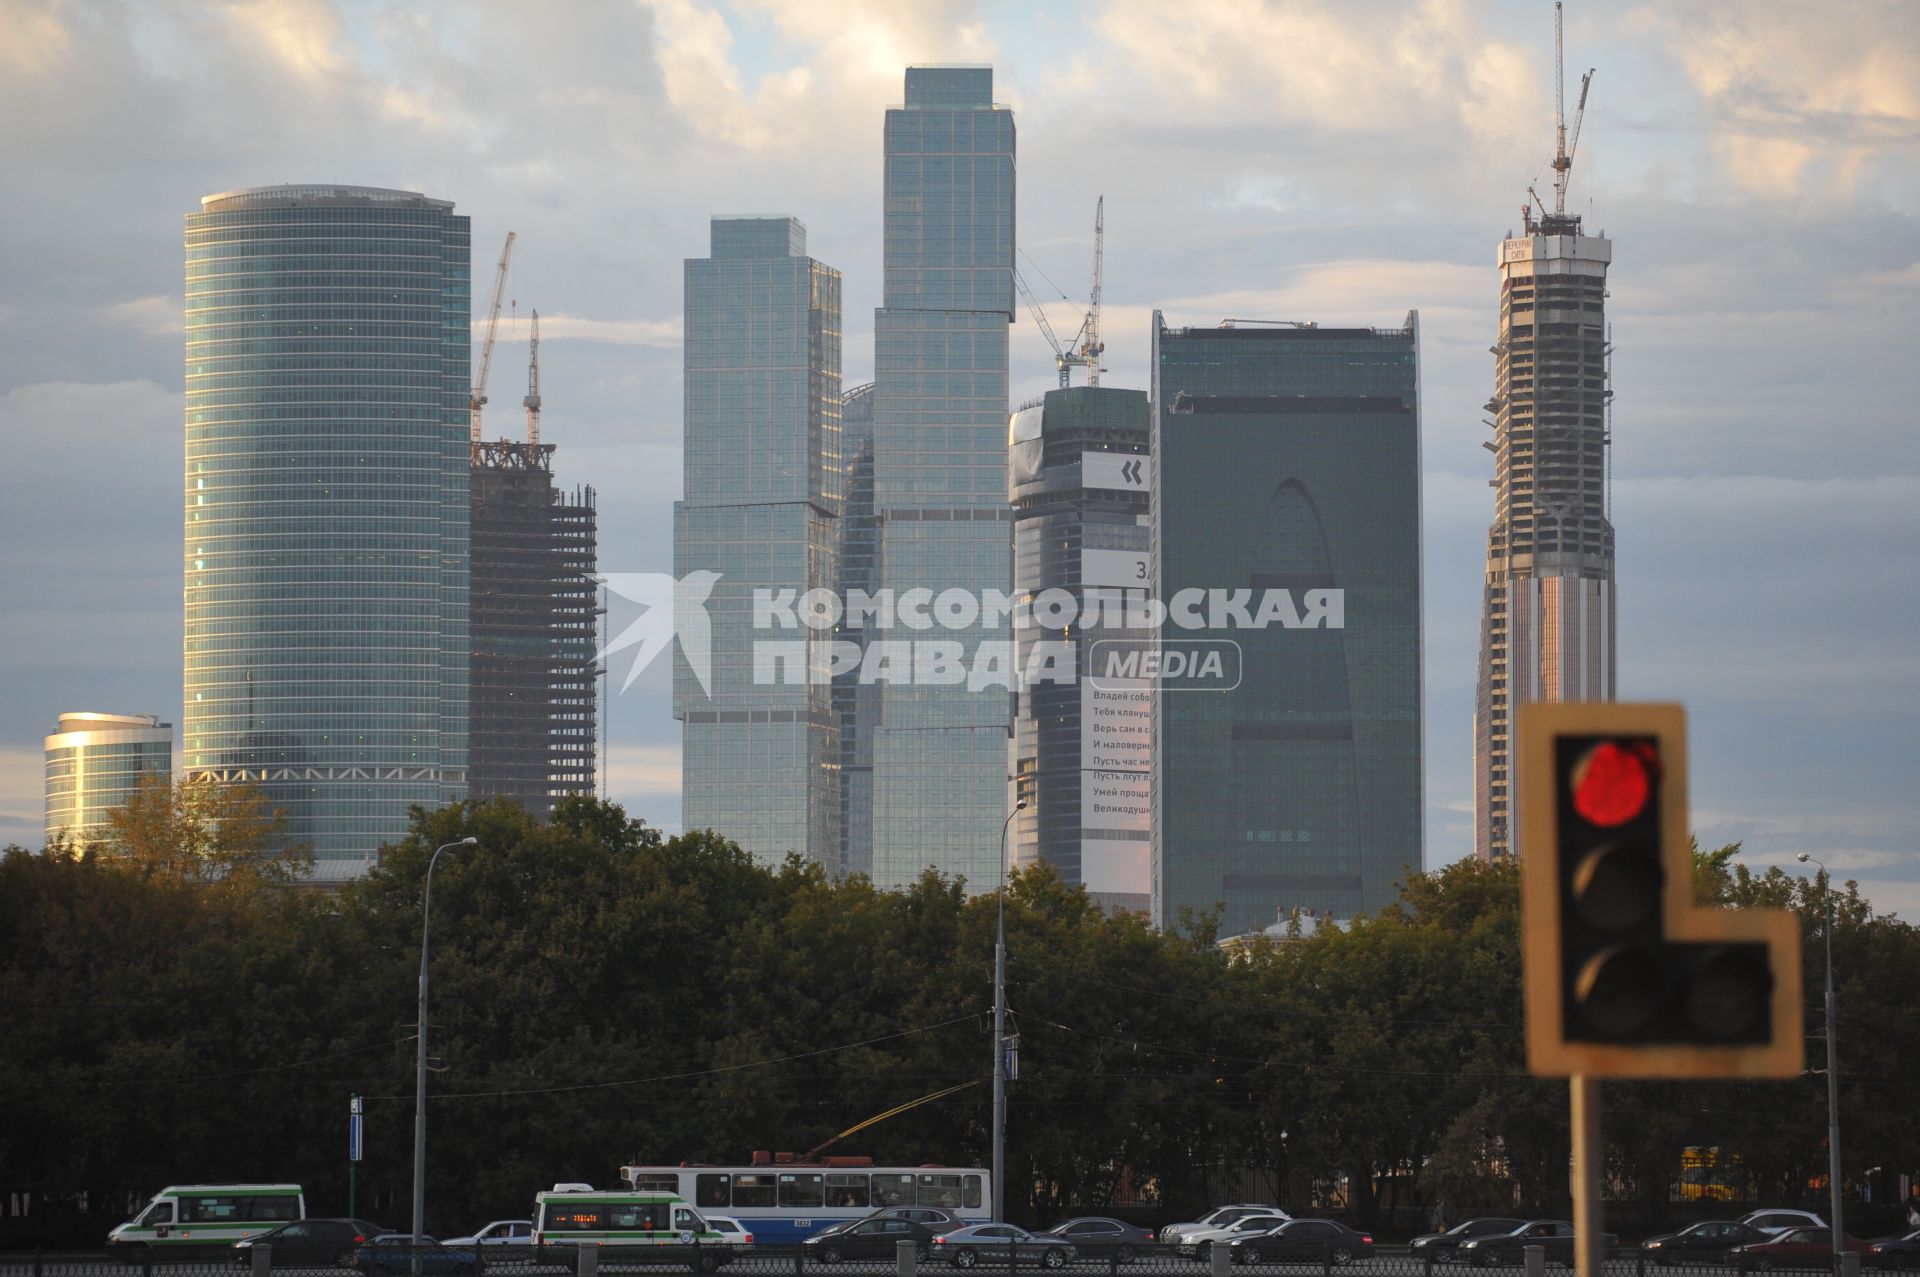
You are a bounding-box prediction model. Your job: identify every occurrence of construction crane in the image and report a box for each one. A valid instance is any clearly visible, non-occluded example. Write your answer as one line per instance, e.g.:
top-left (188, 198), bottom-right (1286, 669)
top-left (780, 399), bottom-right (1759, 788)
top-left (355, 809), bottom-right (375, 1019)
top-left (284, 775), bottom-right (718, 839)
top-left (523, 309), bottom-right (542, 447)
top-left (470, 230), bottom-right (516, 446)
top-left (1014, 198), bottom-right (1107, 388)
top-left (1531, 2), bottom-right (1594, 231)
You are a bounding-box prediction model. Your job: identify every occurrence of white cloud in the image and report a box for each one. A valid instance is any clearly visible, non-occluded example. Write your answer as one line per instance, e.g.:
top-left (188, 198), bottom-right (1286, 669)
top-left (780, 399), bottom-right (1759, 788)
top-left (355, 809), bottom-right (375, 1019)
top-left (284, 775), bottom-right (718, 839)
top-left (104, 294), bottom-right (183, 338)
top-left (534, 313), bottom-right (683, 347)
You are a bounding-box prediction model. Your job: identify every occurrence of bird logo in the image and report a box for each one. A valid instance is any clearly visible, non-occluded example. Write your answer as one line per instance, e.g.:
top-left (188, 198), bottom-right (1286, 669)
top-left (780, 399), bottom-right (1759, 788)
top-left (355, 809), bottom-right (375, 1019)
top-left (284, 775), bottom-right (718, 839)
top-left (596, 571), bottom-right (720, 698)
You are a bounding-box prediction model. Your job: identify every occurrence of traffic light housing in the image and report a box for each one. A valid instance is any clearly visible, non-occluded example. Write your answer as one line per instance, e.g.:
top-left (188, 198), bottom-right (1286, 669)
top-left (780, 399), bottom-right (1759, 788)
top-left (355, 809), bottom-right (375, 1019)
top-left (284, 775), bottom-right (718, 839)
top-left (1520, 702), bottom-right (1803, 1078)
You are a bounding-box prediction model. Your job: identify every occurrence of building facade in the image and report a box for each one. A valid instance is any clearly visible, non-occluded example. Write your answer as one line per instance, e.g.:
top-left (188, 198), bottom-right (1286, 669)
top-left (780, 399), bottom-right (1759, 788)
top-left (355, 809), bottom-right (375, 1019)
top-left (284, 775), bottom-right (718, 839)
top-left (869, 65), bottom-right (1017, 892)
top-left (183, 185), bottom-right (471, 880)
top-left (1008, 385), bottom-right (1152, 913)
top-left (1151, 315), bottom-right (1423, 936)
top-left (835, 381), bottom-right (879, 880)
top-left (44, 713), bottom-right (173, 847)
top-left (469, 441), bottom-right (599, 819)
top-left (1473, 217), bottom-right (1615, 862)
top-left (675, 216), bottom-right (843, 870)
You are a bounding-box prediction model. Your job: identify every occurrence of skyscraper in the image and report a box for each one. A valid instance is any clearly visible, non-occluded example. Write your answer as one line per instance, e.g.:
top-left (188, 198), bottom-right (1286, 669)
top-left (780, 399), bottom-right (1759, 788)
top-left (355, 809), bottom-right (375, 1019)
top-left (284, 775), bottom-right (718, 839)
top-left (869, 66), bottom-right (1017, 892)
top-left (1473, 87), bottom-right (1616, 863)
top-left (183, 185), bottom-right (471, 880)
top-left (1008, 385), bottom-right (1152, 913)
top-left (675, 216), bottom-right (843, 870)
top-left (44, 712), bottom-right (172, 847)
top-left (1151, 315), bottom-right (1423, 935)
top-left (469, 441), bottom-right (599, 819)
top-left (835, 381), bottom-right (879, 880)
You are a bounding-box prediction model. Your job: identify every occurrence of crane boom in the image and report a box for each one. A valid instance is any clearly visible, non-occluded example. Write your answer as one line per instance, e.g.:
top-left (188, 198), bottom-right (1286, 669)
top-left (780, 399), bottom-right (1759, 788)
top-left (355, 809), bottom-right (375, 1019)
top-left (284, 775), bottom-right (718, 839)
top-left (470, 230), bottom-right (516, 445)
top-left (1014, 269), bottom-right (1070, 370)
top-left (523, 308), bottom-right (542, 447)
top-left (1070, 196), bottom-right (1105, 386)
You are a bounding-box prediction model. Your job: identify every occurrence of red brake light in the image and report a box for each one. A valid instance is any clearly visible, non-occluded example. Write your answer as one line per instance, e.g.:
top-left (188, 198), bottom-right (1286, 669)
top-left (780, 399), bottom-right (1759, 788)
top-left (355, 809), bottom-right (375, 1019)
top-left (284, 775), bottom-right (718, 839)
top-left (1362, 1237), bottom-right (1373, 1245)
top-left (1572, 741), bottom-right (1656, 826)
top-left (354, 1236), bottom-right (365, 1244)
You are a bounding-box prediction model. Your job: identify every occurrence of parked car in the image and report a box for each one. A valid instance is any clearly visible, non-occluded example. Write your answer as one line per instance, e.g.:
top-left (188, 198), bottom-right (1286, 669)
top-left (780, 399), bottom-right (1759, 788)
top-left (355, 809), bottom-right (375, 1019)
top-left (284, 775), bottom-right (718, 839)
top-left (441, 1221), bottom-right (534, 1249)
top-left (1410, 1220), bottom-right (1528, 1263)
top-left (1640, 1221), bottom-right (1771, 1265)
top-left (1739, 1212), bottom-right (1831, 1238)
top-left (1228, 1219), bottom-right (1374, 1266)
top-left (930, 1224), bottom-right (1077, 1270)
top-left (1162, 1207), bottom-right (1289, 1247)
top-left (699, 1216), bottom-right (754, 1248)
top-left (807, 1207), bottom-right (966, 1241)
top-left (1175, 1214), bottom-right (1294, 1259)
top-left (1864, 1229), bottom-right (1920, 1270)
top-left (353, 1235), bottom-right (479, 1277)
top-left (1730, 1228), bottom-right (1868, 1270)
top-left (799, 1218), bottom-right (941, 1264)
top-left (235, 1219), bottom-right (390, 1268)
top-left (1037, 1218), bottom-right (1156, 1260)
top-left (1456, 1220), bottom-right (1616, 1267)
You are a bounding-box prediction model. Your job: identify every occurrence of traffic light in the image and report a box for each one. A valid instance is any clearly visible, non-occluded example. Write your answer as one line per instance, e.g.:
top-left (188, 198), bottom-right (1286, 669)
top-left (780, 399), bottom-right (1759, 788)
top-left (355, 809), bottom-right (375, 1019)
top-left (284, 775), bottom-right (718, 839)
top-left (1519, 702), bottom-right (1803, 1078)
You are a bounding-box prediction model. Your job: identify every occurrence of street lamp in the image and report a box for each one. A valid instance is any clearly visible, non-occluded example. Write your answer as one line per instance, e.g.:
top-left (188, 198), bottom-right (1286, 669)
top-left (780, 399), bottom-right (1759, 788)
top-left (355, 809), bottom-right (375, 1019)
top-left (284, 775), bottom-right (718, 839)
top-left (992, 797), bottom-right (1028, 1223)
top-left (412, 836), bottom-right (476, 1271)
top-left (1797, 852), bottom-right (1843, 1261)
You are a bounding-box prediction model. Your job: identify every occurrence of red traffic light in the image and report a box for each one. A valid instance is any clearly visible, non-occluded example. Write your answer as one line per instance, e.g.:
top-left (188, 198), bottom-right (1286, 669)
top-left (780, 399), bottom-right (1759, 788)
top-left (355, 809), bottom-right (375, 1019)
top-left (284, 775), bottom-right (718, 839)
top-left (1571, 740), bottom-right (1657, 827)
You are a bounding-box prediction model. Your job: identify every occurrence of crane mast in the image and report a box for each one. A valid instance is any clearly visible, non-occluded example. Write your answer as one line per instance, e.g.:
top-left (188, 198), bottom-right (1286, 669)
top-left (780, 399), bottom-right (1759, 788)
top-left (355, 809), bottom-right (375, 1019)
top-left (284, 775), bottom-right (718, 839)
top-left (523, 309), bottom-right (542, 447)
top-left (1540, 1), bottom-right (1596, 227)
top-left (470, 230), bottom-right (516, 449)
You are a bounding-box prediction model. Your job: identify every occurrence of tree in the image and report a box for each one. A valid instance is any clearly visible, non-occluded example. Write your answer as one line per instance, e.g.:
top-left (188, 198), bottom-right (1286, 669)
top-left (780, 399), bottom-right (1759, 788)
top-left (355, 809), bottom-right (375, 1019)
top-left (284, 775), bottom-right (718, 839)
top-left (100, 774), bottom-right (311, 890)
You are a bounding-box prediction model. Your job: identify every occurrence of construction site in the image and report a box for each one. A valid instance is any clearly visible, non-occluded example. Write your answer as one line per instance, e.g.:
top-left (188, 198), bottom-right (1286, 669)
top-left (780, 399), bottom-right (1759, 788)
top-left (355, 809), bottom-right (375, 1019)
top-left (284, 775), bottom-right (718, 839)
top-left (467, 233), bottom-right (603, 818)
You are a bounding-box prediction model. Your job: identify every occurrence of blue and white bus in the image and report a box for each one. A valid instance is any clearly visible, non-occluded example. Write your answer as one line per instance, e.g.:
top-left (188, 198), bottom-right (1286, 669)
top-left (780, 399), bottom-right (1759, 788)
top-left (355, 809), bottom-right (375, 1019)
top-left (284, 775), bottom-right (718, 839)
top-left (617, 1162), bottom-right (990, 1244)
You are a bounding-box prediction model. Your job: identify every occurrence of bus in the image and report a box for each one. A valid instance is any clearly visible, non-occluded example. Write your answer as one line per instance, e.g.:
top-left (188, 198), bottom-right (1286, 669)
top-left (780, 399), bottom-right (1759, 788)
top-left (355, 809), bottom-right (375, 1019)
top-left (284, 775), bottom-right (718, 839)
top-left (533, 1189), bottom-right (732, 1272)
top-left (108, 1184), bottom-right (306, 1252)
top-left (616, 1162), bottom-right (991, 1244)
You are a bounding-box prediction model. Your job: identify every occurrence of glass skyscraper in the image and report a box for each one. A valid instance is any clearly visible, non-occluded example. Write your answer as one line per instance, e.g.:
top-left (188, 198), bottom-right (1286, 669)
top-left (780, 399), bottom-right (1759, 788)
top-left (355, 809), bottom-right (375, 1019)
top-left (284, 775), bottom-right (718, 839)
top-left (675, 217), bottom-right (843, 869)
top-left (1151, 315), bottom-right (1424, 935)
top-left (869, 66), bottom-right (1017, 893)
top-left (183, 185), bottom-right (471, 881)
top-left (44, 712), bottom-right (173, 847)
top-left (1009, 386), bottom-right (1152, 914)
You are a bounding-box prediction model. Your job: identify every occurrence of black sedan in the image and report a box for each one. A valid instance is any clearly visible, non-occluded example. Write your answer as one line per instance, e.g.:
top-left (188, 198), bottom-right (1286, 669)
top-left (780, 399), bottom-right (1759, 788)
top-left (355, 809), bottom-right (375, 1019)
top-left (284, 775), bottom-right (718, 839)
top-left (1641, 1221), bottom-right (1771, 1266)
top-left (1038, 1218), bottom-right (1156, 1260)
top-left (1229, 1220), bottom-right (1374, 1267)
top-left (800, 1218), bottom-right (941, 1264)
top-left (1457, 1221), bottom-right (1616, 1267)
top-left (234, 1220), bottom-right (391, 1269)
top-left (1411, 1220), bottom-right (1528, 1263)
top-left (1866, 1229), bottom-right (1920, 1271)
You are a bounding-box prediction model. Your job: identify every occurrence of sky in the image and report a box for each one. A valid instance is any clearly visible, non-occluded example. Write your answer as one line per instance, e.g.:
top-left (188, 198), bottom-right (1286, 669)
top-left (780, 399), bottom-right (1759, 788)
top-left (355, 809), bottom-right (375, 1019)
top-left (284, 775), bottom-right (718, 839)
top-left (1, 0), bottom-right (1917, 916)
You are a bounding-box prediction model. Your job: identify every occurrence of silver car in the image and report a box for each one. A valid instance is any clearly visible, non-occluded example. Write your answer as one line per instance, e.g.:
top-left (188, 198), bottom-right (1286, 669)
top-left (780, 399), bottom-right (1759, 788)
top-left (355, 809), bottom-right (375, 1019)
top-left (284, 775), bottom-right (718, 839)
top-left (931, 1224), bottom-right (1078, 1270)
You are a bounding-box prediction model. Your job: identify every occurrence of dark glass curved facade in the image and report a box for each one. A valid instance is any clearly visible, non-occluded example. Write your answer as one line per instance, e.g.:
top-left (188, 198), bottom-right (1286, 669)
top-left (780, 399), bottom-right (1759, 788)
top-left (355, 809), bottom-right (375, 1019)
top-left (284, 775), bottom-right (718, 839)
top-left (1151, 315), bottom-right (1423, 935)
top-left (183, 185), bottom-right (471, 879)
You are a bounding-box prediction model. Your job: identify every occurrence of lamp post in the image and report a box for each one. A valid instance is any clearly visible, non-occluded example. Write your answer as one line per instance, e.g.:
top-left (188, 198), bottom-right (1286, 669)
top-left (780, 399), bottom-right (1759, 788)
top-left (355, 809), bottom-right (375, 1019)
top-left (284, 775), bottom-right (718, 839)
top-left (992, 797), bottom-right (1028, 1223)
top-left (1797, 852), bottom-right (1843, 1261)
top-left (412, 836), bottom-right (476, 1271)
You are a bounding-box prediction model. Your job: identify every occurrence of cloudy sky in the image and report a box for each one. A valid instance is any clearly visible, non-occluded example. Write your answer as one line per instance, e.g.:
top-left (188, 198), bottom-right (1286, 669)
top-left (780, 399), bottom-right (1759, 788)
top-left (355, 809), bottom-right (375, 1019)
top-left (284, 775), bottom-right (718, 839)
top-left (2, 0), bottom-right (1917, 915)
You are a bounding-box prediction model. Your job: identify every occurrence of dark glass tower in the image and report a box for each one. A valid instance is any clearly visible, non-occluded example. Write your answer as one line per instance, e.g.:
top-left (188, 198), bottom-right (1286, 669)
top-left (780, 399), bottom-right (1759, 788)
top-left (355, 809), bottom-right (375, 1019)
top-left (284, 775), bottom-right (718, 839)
top-left (869, 66), bottom-right (1017, 892)
top-left (1150, 315), bottom-right (1423, 935)
top-left (183, 185), bottom-right (470, 880)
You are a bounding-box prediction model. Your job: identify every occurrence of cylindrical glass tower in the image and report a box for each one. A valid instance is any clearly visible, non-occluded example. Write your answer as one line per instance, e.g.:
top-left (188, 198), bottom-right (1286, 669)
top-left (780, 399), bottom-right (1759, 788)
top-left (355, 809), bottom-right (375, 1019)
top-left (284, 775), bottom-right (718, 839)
top-left (183, 185), bottom-right (471, 880)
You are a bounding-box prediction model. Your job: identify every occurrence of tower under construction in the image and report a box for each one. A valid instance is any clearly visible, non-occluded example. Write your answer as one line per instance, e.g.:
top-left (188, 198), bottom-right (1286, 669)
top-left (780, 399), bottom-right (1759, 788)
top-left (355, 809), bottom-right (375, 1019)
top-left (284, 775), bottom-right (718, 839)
top-left (1474, 3), bottom-right (1616, 861)
top-left (470, 441), bottom-right (600, 817)
top-left (469, 296), bottom-right (600, 817)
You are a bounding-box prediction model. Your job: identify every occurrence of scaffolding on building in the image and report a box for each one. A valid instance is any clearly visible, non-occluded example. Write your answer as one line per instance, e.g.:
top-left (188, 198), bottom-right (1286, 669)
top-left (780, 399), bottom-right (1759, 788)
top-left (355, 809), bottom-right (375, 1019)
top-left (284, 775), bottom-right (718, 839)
top-left (469, 440), bottom-right (601, 818)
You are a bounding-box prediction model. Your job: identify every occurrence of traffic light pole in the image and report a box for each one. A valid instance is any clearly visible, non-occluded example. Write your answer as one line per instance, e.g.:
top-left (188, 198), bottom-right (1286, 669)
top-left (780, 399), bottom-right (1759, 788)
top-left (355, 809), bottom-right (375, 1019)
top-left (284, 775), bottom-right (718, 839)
top-left (1822, 884), bottom-right (1843, 1264)
top-left (1570, 1076), bottom-right (1603, 1277)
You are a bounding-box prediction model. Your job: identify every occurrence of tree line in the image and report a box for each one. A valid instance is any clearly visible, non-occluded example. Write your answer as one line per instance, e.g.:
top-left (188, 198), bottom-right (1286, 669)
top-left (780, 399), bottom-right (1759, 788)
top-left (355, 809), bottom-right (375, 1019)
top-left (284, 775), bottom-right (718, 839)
top-left (2, 781), bottom-right (1916, 1246)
